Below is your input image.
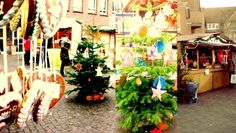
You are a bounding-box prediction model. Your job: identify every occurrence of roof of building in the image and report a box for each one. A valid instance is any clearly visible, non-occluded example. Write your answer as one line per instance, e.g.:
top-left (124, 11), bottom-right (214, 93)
top-left (202, 7), bottom-right (236, 24)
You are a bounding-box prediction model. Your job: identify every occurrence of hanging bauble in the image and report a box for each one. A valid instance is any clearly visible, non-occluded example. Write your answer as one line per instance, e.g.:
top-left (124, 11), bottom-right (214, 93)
top-left (154, 11), bottom-right (167, 30)
top-left (162, 4), bottom-right (173, 16)
top-left (138, 0), bottom-right (148, 6)
top-left (132, 11), bottom-right (143, 33)
top-left (136, 78), bottom-right (142, 86)
top-left (0, 0), bottom-right (24, 26)
top-left (150, 128), bottom-right (162, 133)
top-left (167, 12), bottom-right (176, 27)
top-left (144, 11), bottom-right (153, 19)
top-left (138, 25), bottom-right (148, 37)
top-left (155, 40), bottom-right (165, 53)
top-left (122, 50), bottom-right (134, 66)
top-left (170, 2), bottom-right (177, 9)
top-left (135, 58), bottom-right (147, 66)
top-left (129, 43), bottom-right (133, 48)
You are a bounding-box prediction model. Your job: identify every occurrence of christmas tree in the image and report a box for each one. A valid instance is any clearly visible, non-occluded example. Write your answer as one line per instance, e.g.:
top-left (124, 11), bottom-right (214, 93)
top-left (115, 0), bottom-right (177, 132)
top-left (65, 25), bottom-right (111, 101)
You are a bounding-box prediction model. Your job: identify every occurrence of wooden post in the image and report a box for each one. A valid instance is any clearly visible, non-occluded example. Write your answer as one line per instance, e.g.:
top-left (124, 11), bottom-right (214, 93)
top-left (3, 25), bottom-right (8, 91)
top-left (197, 49), bottom-right (199, 69)
top-left (212, 49), bottom-right (215, 67)
top-left (113, 31), bottom-right (116, 68)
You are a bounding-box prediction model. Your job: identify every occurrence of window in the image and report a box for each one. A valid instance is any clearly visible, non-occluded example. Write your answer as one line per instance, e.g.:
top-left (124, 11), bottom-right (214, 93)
top-left (88, 0), bottom-right (97, 13)
top-left (100, 0), bottom-right (108, 15)
top-left (73, 0), bottom-right (83, 12)
top-left (207, 23), bottom-right (220, 30)
top-left (112, 1), bottom-right (115, 14)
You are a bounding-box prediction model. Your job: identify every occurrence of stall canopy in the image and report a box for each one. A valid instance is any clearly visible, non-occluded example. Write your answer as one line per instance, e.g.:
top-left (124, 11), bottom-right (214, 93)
top-left (178, 32), bottom-right (236, 49)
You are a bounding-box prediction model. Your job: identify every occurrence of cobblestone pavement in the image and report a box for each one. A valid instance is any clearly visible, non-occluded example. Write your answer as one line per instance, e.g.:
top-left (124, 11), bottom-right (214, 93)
top-left (1, 55), bottom-right (236, 133)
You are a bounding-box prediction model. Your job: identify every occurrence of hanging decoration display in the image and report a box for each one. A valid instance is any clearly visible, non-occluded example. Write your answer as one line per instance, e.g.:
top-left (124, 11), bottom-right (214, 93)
top-left (4, 0), bottom-right (67, 39)
top-left (0, 0), bottom-right (67, 130)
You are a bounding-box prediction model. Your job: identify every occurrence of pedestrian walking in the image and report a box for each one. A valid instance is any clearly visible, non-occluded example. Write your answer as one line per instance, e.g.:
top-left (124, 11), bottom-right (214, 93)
top-left (59, 34), bottom-right (71, 77)
top-left (24, 36), bottom-right (31, 66)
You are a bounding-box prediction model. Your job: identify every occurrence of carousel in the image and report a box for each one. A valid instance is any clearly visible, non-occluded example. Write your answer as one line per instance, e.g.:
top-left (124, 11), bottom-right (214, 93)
top-left (0, 0), bottom-right (66, 130)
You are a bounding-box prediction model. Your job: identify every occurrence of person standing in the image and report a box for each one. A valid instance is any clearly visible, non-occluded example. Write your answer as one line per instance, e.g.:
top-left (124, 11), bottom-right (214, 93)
top-left (60, 34), bottom-right (71, 77)
top-left (24, 36), bottom-right (31, 66)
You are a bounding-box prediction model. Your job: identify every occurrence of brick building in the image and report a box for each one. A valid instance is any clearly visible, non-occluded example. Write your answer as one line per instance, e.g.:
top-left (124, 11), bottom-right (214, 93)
top-left (178, 0), bottom-right (236, 36)
top-left (59, 0), bottom-right (118, 60)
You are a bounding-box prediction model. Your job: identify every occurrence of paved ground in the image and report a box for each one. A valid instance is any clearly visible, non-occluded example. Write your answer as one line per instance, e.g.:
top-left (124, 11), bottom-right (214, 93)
top-left (1, 55), bottom-right (236, 133)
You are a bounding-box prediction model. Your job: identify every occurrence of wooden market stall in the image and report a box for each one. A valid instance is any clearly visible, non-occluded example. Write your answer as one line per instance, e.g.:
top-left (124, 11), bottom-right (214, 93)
top-left (178, 33), bottom-right (236, 93)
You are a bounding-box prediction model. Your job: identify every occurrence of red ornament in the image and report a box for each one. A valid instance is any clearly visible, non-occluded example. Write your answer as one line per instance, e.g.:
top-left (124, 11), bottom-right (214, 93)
top-left (150, 128), bottom-right (162, 133)
top-left (156, 0), bottom-right (166, 3)
top-left (170, 2), bottom-right (177, 9)
top-left (138, 0), bottom-right (148, 6)
top-left (75, 64), bottom-right (82, 71)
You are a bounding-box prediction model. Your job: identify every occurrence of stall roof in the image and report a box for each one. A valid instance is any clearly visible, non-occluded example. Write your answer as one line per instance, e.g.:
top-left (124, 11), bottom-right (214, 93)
top-left (177, 33), bottom-right (219, 41)
top-left (179, 32), bottom-right (236, 49)
top-left (196, 41), bottom-right (235, 48)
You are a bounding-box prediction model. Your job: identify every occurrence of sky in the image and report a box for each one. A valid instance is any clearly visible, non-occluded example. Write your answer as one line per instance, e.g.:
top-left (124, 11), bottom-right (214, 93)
top-left (200, 0), bottom-right (236, 8)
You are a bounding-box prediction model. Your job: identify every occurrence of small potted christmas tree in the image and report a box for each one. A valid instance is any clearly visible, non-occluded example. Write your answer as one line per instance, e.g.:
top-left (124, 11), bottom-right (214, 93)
top-left (65, 25), bottom-right (111, 102)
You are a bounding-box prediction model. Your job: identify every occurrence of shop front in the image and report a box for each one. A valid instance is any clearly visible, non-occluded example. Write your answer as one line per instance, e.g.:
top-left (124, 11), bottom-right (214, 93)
top-left (178, 33), bottom-right (236, 93)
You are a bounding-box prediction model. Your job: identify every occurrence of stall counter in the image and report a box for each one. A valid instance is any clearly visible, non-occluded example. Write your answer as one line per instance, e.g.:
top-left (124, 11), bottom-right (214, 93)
top-left (183, 68), bottom-right (229, 93)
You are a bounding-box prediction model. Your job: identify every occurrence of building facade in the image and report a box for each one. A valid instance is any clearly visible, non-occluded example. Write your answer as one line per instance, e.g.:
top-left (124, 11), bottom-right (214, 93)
top-left (177, 0), bottom-right (205, 34)
top-left (178, 0), bottom-right (236, 37)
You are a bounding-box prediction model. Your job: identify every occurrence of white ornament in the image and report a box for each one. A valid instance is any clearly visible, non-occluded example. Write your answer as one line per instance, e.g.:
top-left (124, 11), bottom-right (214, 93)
top-left (155, 11), bottom-right (168, 30)
top-left (96, 67), bottom-right (103, 76)
top-left (132, 11), bottom-right (143, 34)
top-left (162, 4), bottom-right (173, 16)
top-left (147, 27), bottom-right (162, 37)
